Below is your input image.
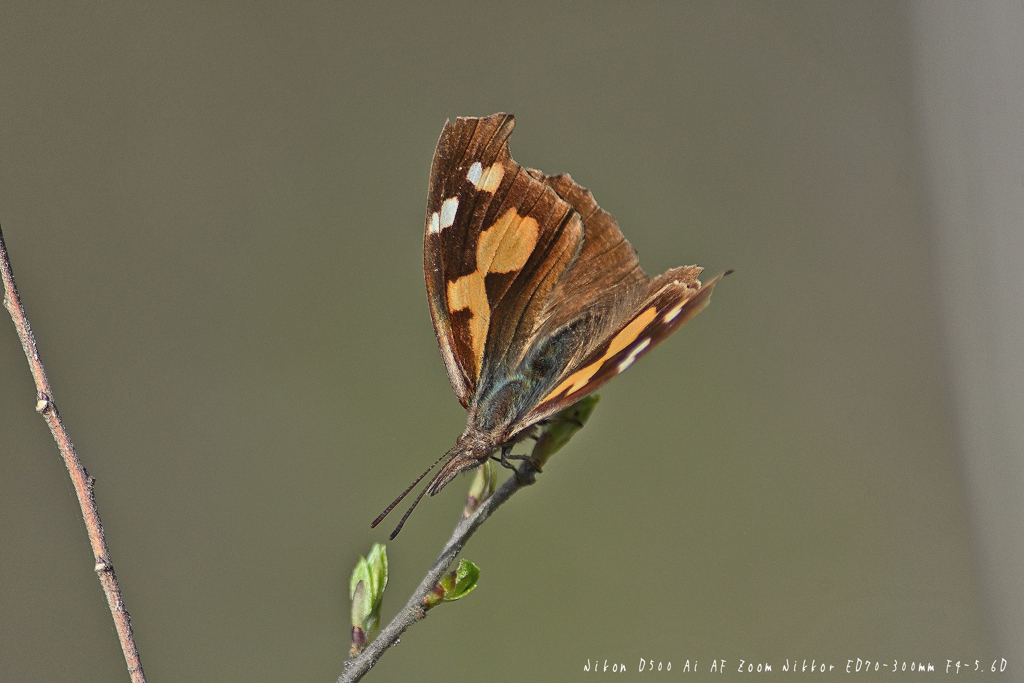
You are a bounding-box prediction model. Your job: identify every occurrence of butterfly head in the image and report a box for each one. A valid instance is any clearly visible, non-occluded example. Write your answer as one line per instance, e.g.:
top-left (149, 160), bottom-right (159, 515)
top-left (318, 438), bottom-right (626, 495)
top-left (371, 429), bottom-right (498, 540)
top-left (427, 429), bottom-right (497, 496)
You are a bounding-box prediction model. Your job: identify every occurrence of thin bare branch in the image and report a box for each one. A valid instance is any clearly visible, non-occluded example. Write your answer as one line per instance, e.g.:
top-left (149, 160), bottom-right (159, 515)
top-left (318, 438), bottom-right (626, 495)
top-left (338, 466), bottom-right (536, 683)
top-left (0, 226), bottom-right (146, 683)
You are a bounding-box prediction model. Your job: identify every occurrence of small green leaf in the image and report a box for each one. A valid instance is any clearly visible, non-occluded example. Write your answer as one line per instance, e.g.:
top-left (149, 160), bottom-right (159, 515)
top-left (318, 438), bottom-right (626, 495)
top-left (449, 559), bottom-right (480, 600)
top-left (531, 395), bottom-right (600, 466)
top-left (464, 460), bottom-right (497, 517)
top-left (424, 559), bottom-right (481, 609)
top-left (348, 543), bottom-right (388, 654)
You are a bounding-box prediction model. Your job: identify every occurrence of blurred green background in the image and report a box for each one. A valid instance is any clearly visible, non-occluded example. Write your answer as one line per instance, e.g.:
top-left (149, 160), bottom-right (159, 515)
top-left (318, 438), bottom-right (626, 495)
top-left (0, 2), bottom-right (999, 681)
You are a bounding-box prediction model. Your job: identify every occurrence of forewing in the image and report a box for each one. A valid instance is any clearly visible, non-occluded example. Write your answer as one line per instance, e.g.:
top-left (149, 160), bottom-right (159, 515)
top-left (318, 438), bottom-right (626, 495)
top-left (523, 269), bottom-right (726, 424)
top-left (424, 114), bottom-right (583, 406)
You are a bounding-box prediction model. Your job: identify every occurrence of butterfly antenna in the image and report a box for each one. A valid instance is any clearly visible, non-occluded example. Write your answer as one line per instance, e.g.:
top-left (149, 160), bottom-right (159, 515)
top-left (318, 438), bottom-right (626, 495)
top-left (386, 476), bottom-right (436, 540)
top-left (371, 450), bottom-right (450, 529)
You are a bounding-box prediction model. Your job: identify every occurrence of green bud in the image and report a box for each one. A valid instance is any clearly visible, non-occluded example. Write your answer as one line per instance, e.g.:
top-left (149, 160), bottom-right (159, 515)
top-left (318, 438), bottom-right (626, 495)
top-left (464, 460), bottom-right (497, 517)
top-left (531, 394), bottom-right (600, 467)
top-left (423, 559), bottom-right (481, 610)
top-left (349, 543), bottom-right (388, 655)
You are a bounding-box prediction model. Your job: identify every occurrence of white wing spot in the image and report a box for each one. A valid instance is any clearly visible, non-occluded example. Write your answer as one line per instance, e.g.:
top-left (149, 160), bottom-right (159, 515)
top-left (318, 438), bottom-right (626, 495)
top-left (617, 338), bottom-right (651, 373)
top-left (468, 163), bottom-right (503, 192)
top-left (467, 162), bottom-right (482, 186)
top-left (663, 302), bottom-right (685, 323)
top-left (428, 212), bottom-right (440, 234)
top-left (439, 197), bottom-right (459, 229)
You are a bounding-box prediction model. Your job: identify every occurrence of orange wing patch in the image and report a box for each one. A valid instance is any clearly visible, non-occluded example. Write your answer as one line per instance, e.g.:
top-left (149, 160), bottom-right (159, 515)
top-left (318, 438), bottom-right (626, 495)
top-left (544, 305), bottom-right (659, 400)
top-left (447, 208), bottom-right (540, 379)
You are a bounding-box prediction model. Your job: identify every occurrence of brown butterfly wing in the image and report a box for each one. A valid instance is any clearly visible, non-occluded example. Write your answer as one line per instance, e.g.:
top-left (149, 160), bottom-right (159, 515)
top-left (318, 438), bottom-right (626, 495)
top-left (424, 113), bottom-right (584, 406)
top-left (423, 115), bottom-right (509, 406)
top-left (506, 169), bottom-right (726, 426)
top-left (524, 269), bottom-right (725, 425)
top-left (530, 171), bottom-right (650, 332)
top-left (514, 171), bottom-right (654, 380)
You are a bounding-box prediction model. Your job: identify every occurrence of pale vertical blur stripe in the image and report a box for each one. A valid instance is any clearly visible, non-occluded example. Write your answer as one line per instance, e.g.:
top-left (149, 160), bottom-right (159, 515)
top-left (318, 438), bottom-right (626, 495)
top-left (910, 0), bottom-right (1024, 666)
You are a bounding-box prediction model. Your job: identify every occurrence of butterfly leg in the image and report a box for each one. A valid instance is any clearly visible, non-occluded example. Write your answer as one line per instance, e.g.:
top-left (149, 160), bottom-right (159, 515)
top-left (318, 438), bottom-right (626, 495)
top-left (492, 444), bottom-right (541, 483)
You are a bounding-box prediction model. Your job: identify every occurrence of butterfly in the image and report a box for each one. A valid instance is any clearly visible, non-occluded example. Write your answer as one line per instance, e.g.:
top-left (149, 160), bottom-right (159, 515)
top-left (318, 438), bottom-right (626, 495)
top-left (373, 113), bottom-right (726, 539)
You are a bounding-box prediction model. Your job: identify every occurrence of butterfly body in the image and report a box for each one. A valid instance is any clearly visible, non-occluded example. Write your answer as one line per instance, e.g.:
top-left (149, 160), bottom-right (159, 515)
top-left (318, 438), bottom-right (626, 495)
top-left (373, 113), bottom-right (725, 538)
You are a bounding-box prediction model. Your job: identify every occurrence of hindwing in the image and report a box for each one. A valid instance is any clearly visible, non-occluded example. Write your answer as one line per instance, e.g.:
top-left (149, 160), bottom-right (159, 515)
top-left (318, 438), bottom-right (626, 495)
top-left (524, 269), bottom-right (725, 424)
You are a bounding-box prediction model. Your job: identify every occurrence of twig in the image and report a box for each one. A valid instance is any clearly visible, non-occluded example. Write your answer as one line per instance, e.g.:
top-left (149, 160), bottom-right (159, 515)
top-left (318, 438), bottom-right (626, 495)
top-left (0, 226), bottom-right (146, 683)
top-left (338, 466), bottom-right (536, 683)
